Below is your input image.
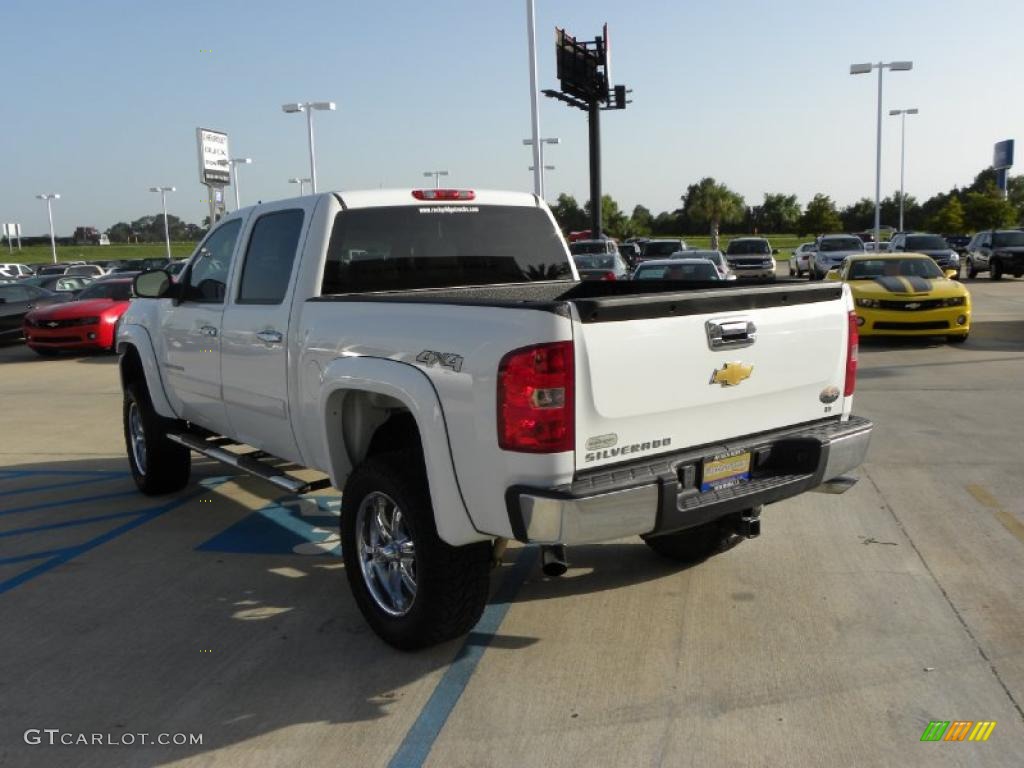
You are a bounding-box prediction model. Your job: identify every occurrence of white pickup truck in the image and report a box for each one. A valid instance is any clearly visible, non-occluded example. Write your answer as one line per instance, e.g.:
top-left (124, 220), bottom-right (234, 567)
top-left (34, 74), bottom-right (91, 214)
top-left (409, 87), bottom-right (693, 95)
top-left (118, 188), bottom-right (872, 649)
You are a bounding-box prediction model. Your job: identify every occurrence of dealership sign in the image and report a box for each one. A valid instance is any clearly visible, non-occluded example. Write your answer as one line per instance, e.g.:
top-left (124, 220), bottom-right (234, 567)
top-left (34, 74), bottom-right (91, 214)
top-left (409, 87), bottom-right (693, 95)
top-left (196, 128), bottom-right (230, 185)
top-left (993, 139), bottom-right (1014, 170)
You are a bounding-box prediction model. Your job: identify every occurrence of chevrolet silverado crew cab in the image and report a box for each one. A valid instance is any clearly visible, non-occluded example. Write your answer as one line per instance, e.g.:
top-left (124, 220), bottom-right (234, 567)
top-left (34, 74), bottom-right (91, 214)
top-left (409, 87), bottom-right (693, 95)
top-left (117, 188), bottom-right (872, 650)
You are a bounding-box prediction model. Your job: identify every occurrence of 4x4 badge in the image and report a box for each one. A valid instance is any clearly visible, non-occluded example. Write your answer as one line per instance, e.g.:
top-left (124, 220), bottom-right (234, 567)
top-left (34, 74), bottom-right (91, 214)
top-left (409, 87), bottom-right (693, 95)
top-left (710, 362), bottom-right (753, 387)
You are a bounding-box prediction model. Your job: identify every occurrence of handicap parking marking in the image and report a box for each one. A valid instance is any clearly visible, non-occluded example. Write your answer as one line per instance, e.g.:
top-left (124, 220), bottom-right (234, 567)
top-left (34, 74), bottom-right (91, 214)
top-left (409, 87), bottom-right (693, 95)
top-left (0, 473), bottom-right (131, 499)
top-left (197, 495), bottom-right (342, 557)
top-left (0, 490), bottom-right (202, 595)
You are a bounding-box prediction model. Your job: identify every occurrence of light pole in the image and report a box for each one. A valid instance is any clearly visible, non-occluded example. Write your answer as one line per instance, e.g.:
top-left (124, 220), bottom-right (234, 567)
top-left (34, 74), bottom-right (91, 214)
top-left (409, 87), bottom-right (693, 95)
top-left (149, 186), bottom-right (176, 260)
top-left (850, 60), bottom-right (913, 245)
top-left (35, 193), bottom-right (60, 263)
top-left (282, 101), bottom-right (335, 193)
top-left (889, 108), bottom-right (918, 232)
top-left (229, 157), bottom-right (252, 210)
top-left (288, 177), bottom-right (311, 195)
top-left (525, 0), bottom-right (542, 198)
top-left (423, 170), bottom-right (449, 189)
top-left (523, 137), bottom-right (560, 200)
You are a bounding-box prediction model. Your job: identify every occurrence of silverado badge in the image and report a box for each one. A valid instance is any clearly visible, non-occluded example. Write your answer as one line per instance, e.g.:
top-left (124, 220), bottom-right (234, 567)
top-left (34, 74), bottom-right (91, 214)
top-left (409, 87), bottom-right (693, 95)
top-left (710, 361), bottom-right (753, 387)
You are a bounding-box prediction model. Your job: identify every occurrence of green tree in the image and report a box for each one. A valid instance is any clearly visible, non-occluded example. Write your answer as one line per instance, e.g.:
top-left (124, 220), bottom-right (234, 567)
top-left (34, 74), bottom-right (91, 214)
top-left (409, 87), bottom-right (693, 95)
top-left (105, 222), bottom-right (132, 243)
top-left (963, 185), bottom-right (1018, 230)
top-left (758, 193), bottom-right (801, 234)
top-left (629, 205), bottom-right (654, 236)
top-left (550, 193), bottom-right (588, 233)
top-left (928, 197), bottom-right (965, 234)
top-left (584, 195), bottom-right (628, 238)
top-left (840, 198), bottom-right (875, 232)
top-left (682, 177), bottom-right (745, 249)
top-left (799, 194), bottom-right (842, 236)
top-left (651, 210), bottom-right (682, 236)
top-left (880, 192), bottom-right (921, 231)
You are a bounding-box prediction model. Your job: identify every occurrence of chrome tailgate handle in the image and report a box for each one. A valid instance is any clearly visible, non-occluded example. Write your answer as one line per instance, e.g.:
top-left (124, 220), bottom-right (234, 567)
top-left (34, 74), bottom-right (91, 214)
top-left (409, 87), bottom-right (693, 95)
top-left (706, 319), bottom-right (757, 349)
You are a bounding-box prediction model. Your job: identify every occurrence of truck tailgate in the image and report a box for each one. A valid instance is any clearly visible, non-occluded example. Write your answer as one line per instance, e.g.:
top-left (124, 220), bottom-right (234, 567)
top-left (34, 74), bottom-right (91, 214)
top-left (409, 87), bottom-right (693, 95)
top-left (571, 284), bottom-right (851, 471)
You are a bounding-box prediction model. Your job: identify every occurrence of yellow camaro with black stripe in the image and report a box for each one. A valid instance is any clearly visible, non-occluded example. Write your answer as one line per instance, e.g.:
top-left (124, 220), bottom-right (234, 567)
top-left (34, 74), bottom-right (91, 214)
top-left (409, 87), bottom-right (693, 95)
top-left (829, 254), bottom-right (971, 343)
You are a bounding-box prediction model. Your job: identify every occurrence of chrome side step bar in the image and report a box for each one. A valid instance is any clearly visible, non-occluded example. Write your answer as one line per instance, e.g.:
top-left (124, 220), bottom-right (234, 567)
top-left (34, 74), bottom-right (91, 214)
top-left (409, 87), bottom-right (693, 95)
top-left (167, 433), bottom-right (330, 495)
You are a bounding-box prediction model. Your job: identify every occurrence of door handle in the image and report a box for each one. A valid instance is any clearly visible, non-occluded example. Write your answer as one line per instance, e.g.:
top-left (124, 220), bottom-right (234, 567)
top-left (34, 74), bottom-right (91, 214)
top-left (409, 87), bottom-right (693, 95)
top-left (706, 318), bottom-right (757, 350)
top-left (256, 329), bottom-right (283, 344)
top-left (199, 325), bottom-right (218, 337)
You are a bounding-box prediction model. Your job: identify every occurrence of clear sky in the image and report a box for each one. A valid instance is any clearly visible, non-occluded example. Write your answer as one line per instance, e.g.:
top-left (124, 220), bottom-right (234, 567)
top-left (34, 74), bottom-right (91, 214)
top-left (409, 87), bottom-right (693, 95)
top-left (2, 0), bottom-right (1021, 235)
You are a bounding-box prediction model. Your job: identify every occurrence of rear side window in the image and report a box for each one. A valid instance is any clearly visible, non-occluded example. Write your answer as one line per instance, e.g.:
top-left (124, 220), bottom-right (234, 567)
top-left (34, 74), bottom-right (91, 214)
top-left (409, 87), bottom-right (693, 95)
top-left (237, 210), bottom-right (305, 304)
top-left (321, 206), bottom-right (571, 295)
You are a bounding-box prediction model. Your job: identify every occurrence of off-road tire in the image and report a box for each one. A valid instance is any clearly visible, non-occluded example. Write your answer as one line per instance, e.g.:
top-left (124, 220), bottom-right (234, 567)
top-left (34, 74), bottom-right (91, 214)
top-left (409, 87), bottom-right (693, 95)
top-left (123, 379), bottom-right (191, 495)
top-left (991, 260), bottom-right (1003, 280)
top-left (967, 260), bottom-right (978, 279)
top-left (341, 452), bottom-right (492, 651)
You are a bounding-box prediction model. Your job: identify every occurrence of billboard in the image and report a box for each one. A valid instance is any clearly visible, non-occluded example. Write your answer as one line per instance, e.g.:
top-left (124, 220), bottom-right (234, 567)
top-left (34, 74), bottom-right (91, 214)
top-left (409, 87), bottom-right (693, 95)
top-left (993, 139), bottom-right (1014, 170)
top-left (196, 128), bottom-right (231, 185)
top-left (556, 27), bottom-right (603, 102)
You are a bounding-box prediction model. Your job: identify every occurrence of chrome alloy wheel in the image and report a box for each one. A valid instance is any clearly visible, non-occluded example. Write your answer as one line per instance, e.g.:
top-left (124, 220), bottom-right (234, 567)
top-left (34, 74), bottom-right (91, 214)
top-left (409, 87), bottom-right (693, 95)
top-left (356, 491), bottom-right (417, 617)
top-left (128, 401), bottom-right (147, 475)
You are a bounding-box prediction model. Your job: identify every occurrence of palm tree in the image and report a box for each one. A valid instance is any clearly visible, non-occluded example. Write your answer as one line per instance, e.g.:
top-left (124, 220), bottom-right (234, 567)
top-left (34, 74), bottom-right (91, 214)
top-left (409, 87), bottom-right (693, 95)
top-left (683, 178), bottom-right (745, 250)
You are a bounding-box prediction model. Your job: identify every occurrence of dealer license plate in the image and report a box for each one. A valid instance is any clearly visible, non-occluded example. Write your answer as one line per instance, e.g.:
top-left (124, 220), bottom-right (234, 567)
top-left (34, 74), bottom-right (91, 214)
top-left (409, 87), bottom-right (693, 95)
top-left (701, 451), bottom-right (752, 492)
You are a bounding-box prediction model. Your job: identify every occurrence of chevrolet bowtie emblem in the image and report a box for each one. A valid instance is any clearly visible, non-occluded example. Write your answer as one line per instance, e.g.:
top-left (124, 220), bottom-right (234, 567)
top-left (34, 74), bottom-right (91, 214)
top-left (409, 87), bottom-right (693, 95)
top-left (710, 361), bottom-right (753, 387)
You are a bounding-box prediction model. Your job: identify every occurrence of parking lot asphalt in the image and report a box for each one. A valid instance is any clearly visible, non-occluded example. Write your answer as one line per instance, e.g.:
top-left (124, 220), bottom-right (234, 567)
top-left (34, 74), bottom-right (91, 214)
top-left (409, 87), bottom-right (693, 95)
top-left (1, 275), bottom-right (1023, 767)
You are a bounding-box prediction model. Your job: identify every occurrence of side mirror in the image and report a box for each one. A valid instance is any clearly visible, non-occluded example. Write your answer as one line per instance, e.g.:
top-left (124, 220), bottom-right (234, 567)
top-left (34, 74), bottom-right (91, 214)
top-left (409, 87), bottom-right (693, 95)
top-left (943, 269), bottom-right (959, 280)
top-left (825, 268), bottom-right (843, 282)
top-left (134, 269), bottom-right (172, 299)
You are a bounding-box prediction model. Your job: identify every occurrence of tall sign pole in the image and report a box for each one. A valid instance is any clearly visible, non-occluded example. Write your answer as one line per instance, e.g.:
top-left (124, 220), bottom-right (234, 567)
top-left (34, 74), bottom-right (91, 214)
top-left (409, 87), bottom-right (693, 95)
top-left (544, 24), bottom-right (629, 239)
top-left (588, 100), bottom-right (602, 237)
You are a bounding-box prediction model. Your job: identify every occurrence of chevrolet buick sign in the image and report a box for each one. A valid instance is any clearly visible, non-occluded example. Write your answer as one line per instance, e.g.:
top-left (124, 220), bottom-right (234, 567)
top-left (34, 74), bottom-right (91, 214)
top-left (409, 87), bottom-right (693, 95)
top-left (196, 128), bottom-right (230, 185)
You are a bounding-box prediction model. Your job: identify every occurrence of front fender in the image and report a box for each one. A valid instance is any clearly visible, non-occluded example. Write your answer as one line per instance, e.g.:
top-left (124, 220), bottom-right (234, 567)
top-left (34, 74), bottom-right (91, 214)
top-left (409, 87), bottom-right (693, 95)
top-left (117, 324), bottom-right (177, 420)
top-left (318, 356), bottom-right (486, 547)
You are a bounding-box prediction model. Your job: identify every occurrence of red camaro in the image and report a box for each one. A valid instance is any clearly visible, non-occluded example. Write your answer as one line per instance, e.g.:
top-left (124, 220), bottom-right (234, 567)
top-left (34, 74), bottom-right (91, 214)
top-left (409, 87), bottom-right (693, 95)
top-left (23, 277), bottom-right (133, 355)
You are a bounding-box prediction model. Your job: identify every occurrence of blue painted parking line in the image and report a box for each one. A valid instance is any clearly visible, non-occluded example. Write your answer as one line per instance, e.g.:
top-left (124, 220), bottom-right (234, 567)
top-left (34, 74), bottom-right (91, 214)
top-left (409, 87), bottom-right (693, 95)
top-left (0, 469), bottom-right (128, 477)
top-left (197, 496), bottom-right (342, 556)
top-left (0, 474), bottom-right (128, 498)
top-left (0, 490), bottom-right (202, 596)
top-left (387, 547), bottom-right (538, 768)
top-left (0, 489), bottom-right (138, 517)
top-left (0, 509), bottom-right (143, 539)
top-left (0, 548), bottom-right (72, 567)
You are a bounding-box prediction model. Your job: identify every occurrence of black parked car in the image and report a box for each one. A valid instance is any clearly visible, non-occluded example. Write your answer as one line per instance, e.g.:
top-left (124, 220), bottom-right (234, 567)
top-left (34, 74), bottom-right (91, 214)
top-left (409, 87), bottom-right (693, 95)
top-left (19, 274), bottom-right (94, 296)
top-left (0, 284), bottom-right (73, 342)
top-left (943, 234), bottom-right (971, 255)
top-left (887, 232), bottom-right (960, 273)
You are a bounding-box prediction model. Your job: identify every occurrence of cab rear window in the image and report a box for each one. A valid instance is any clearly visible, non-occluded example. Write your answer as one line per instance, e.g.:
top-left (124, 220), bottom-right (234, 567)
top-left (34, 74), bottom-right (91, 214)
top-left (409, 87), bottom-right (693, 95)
top-left (321, 206), bottom-right (571, 294)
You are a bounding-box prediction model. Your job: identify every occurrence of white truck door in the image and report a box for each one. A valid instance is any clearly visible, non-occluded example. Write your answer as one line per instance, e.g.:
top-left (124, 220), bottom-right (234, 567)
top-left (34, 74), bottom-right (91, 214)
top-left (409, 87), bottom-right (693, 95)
top-left (160, 218), bottom-right (243, 433)
top-left (220, 205), bottom-right (306, 462)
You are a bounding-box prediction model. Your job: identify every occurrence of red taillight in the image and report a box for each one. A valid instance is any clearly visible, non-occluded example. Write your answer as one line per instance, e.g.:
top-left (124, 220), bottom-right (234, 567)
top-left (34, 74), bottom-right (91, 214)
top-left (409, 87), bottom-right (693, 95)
top-left (412, 189), bottom-right (476, 201)
top-left (844, 310), bottom-right (858, 396)
top-left (600, 271), bottom-right (617, 281)
top-left (497, 341), bottom-right (574, 453)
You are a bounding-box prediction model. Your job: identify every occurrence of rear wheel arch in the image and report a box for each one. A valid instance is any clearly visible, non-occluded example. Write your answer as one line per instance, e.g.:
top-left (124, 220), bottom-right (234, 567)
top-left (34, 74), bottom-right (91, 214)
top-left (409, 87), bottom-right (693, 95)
top-left (321, 382), bottom-right (483, 546)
